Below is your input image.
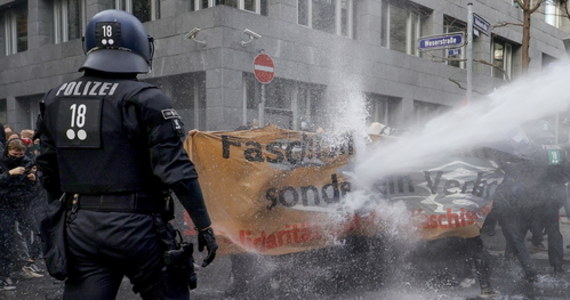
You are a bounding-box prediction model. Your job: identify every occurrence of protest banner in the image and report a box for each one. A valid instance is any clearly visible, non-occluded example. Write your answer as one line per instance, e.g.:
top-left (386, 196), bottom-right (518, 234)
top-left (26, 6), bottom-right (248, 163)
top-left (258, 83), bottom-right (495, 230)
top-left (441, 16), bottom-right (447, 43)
top-left (181, 125), bottom-right (502, 255)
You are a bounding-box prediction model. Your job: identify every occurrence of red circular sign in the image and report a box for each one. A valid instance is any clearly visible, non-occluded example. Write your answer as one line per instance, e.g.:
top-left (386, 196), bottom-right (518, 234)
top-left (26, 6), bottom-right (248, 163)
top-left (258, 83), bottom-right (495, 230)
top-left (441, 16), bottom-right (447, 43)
top-left (253, 53), bottom-right (275, 84)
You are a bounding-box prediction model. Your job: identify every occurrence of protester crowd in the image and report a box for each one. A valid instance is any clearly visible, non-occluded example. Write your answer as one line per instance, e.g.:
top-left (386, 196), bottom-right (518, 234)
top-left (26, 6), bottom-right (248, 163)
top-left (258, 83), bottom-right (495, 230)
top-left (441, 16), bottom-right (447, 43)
top-left (0, 123), bottom-right (46, 291)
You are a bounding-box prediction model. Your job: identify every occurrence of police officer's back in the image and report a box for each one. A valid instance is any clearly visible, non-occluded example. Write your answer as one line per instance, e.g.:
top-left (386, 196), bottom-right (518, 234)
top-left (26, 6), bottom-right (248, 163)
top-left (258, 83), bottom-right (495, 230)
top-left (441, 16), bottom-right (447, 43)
top-left (36, 10), bottom-right (217, 299)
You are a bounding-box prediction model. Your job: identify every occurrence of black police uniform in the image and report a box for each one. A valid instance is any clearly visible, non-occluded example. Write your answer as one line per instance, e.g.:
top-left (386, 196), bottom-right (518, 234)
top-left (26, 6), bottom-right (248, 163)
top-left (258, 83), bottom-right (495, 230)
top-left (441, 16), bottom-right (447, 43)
top-left (36, 71), bottom-right (212, 299)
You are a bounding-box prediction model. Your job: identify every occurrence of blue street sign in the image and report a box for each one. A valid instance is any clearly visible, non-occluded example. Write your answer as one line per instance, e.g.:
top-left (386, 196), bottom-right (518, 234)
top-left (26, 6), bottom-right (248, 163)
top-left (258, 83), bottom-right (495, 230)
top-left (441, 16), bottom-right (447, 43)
top-left (418, 32), bottom-right (465, 51)
top-left (448, 48), bottom-right (461, 56)
top-left (473, 13), bottom-right (491, 36)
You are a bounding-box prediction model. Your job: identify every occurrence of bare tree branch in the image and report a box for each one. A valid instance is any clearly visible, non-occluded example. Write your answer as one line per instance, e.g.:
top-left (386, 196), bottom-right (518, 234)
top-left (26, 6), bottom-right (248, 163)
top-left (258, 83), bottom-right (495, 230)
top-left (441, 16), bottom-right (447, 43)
top-left (474, 59), bottom-right (511, 81)
top-left (448, 78), bottom-right (466, 90)
top-left (494, 22), bottom-right (524, 28)
top-left (530, 0), bottom-right (547, 14)
top-left (429, 55), bottom-right (466, 62)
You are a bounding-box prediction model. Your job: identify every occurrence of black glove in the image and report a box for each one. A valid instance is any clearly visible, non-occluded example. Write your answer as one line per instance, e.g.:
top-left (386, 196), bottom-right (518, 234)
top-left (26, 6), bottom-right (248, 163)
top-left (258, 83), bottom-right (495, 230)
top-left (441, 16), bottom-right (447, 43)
top-left (197, 227), bottom-right (218, 267)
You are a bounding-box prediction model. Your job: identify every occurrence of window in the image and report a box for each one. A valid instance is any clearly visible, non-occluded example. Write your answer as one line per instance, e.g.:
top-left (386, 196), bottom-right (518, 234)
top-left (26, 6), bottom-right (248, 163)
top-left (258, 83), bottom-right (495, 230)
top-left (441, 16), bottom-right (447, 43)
top-left (144, 72), bottom-right (207, 130)
top-left (297, 0), bottom-right (355, 38)
top-left (243, 74), bottom-right (325, 130)
top-left (16, 94), bottom-right (43, 130)
top-left (53, 0), bottom-right (84, 44)
top-left (544, 0), bottom-right (562, 28)
top-left (414, 101), bottom-right (449, 126)
top-left (444, 15), bottom-right (466, 69)
top-left (492, 37), bottom-right (514, 80)
top-left (116, 0), bottom-right (160, 22)
top-left (0, 99), bottom-right (6, 124)
top-left (191, 0), bottom-right (265, 15)
top-left (366, 93), bottom-right (400, 128)
top-left (381, 0), bottom-right (427, 56)
top-left (1, 3), bottom-right (28, 55)
top-left (542, 53), bottom-right (556, 68)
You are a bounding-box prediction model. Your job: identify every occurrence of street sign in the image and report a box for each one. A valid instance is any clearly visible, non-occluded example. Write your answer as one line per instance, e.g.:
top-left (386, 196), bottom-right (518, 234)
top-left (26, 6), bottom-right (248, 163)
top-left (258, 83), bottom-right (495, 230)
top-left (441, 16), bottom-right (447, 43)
top-left (473, 13), bottom-right (491, 36)
top-left (253, 53), bottom-right (275, 84)
top-left (448, 48), bottom-right (461, 56)
top-left (418, 32), bottom-right (465, 51)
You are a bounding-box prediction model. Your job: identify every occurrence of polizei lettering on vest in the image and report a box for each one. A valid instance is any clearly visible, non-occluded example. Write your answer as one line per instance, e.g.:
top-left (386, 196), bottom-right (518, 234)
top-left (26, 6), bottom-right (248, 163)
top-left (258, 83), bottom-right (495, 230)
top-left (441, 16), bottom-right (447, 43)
top-left (56, 81), bottom-right (119, 96)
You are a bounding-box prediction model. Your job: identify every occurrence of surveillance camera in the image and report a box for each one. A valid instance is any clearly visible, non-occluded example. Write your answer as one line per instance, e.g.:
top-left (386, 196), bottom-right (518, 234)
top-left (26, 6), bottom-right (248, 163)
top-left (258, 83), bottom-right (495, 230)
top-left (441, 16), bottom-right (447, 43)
top-left (185, 27), bottom-right (201, 39)
top-left (243, 28), bottom-right (261, 39)
top-left (185, 27), bottom-right (206, 45)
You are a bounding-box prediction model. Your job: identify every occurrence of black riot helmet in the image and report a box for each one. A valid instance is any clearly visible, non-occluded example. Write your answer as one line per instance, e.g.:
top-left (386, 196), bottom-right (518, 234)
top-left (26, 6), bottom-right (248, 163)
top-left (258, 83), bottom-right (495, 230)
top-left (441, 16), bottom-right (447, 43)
top-left (80, 9), bottom-right (154, 74)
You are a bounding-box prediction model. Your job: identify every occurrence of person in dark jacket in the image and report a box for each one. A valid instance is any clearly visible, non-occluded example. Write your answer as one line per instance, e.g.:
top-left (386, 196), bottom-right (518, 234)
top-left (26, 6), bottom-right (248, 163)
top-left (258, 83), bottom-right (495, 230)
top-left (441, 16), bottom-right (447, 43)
top-left (35, 10), bottom-right (217, 299)
top-left (0, 138), bottom-right (41, 290)
top-left (492, 120), bottom-right (566, 281)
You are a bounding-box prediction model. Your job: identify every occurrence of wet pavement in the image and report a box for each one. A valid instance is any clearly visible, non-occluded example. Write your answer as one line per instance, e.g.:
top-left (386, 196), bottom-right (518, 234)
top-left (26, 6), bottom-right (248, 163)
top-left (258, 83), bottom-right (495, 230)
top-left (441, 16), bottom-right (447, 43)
top-left (2, 217), bottom-right (570, 300)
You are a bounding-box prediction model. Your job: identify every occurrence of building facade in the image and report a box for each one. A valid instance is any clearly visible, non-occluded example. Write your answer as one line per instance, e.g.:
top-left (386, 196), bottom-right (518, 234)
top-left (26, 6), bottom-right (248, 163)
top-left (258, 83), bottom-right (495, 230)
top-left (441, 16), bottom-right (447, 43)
top-left (1, 0), bottom-right (569, 135)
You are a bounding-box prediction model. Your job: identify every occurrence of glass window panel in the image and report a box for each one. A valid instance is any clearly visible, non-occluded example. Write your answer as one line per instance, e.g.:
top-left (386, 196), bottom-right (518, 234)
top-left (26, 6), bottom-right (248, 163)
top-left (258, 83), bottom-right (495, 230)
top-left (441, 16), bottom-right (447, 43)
top-left (133, 0), bottom-right (152, 22)
top-left (245, 76), bottom-right (258, 109)
top-left (444, 16), bottom-right (466, 34)
top-left (260, 0), bottom-right (267, 15)
top-left (493, 41), bottom-right (505, 79)
top-left (389, 4), bottom-right (406, 53)
top-left (298, 0), bottom-right (308, 25)
top-left (155, 0), bottom-right (161, 19)
top-left (0, 13), bottom-right (6, 56)
top-left (414, 101), bottom-right (448, 126)
top-left (266, 79), bottom-right (291, 109)
top-left (67, 0), bottom-right (82, 40)
top-left (341, 0), bottom-right (348, 36)
top-left (444, 16), bottom-right (466, 68)
top-left (15, 5), bottom-right (27, 52)
top-left (504, 43), bottom-right (512, 79)
top-left (116, 0), bottom-right (127, 10)
top-left (0, 99), bottom-right (6, 123)
top-left (298, 88), bottom-right (308, 116)
top-left (224, 0), bottom-right (238, 8)
top-left (381, 1), bottom-right (387, 47)
top-left (312, 0), bottom-right (335, 34)
top-left (101, 0), bottom-right (115, 10)
top-left (244, 0), bottom-right (256, 11)
top-left (409, 14), bottom-right (419, 55)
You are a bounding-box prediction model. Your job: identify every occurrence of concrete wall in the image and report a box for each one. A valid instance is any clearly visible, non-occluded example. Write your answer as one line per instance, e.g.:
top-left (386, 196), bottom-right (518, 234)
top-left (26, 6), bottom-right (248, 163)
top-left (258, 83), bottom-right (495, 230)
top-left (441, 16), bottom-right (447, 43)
top-left (0, 0), bottom-right (568, 131)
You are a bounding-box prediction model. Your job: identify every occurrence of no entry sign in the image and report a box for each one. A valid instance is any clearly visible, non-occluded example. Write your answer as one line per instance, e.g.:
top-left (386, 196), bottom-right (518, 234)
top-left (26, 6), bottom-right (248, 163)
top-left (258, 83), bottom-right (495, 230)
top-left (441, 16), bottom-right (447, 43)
top-left (253, 53), bottom-right (275, 84)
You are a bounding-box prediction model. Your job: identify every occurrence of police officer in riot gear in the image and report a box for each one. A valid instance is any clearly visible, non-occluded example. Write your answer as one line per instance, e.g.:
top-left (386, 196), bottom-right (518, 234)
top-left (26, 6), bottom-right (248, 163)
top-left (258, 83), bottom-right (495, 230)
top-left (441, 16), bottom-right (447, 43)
top-left (36, 9), bottom-right (217, 299)
top-left (492, 119), bottom-right (565, 281)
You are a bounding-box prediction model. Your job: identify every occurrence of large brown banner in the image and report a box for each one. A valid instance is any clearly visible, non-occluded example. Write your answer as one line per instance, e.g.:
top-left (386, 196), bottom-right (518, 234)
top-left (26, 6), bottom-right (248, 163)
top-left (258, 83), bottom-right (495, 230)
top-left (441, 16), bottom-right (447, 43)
top-left (182, 125), bottom-right (502, 256)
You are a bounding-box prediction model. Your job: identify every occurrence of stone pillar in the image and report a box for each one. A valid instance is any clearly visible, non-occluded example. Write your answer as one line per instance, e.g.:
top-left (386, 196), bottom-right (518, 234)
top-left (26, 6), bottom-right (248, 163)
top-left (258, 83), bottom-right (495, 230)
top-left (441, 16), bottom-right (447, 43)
top-left (27, 0), bottom-right (52, 49)
top-left (398, 97), bottom-right (415, 131)
top-left (86, 0), bottom-right (115, 19)
top-left (205, 63), bottom-right (244, 130)
top-left (356, 0), bottom-right (382, 46)
top-left (268, 0), bottom-right (297, 24)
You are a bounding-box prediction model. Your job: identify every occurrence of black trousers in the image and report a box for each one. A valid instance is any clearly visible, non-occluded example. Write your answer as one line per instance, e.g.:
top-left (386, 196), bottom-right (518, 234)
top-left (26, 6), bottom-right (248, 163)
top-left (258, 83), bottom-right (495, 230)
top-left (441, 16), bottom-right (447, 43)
top-left (494, 183), bottom-right (538, 278)
top-left (496, 181), bottom-right (565, 276)
top-left (63, 209), bottom-right (189, 300)
top-left (0, 209), bottom-right (18, 277)
top-left (498, 206), bottom-right (537, 277)
top-left (533, 198), bottom-right (564, 268)
top-left (465, 236), bottom-right (492, 289)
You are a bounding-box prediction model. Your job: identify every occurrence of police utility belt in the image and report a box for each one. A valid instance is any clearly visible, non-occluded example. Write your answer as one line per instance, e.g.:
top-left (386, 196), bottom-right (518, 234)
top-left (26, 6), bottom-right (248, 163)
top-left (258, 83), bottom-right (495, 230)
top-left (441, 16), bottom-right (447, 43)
top-left (65, 192), bottom-right (164, 213)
